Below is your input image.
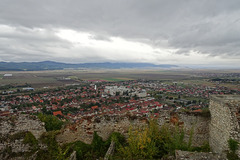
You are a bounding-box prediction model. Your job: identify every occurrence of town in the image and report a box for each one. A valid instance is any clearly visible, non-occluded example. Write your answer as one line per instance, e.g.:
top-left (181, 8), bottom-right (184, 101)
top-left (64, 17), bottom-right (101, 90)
top-left (1, 1), bottom-right (240, 159)
top-left (1, 79), bottom-right (239, 122)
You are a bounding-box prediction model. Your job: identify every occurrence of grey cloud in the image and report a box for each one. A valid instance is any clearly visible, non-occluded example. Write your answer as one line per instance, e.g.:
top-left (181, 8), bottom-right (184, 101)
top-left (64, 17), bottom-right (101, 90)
top-left (0, 26), bottom-right (73, 61)
top-left (0, 0), bottom-right (240, 64)
top-left (89, 34), bottom-right (112, 42)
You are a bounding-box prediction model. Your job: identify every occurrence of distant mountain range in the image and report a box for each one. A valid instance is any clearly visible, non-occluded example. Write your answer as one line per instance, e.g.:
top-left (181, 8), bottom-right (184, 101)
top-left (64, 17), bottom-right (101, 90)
top-left (0, 61), bottom-right (178, 71)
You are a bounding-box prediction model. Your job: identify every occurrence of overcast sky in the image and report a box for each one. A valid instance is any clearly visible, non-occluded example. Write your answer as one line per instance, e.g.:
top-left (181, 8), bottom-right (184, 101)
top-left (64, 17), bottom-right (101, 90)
top-left (0, 0), bottom-right (240, 67)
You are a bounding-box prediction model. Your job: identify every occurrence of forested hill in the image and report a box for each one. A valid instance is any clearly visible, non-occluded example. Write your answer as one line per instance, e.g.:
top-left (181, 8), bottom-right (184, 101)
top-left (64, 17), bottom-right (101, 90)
top-left (0, 61), bottom-right (178, 71)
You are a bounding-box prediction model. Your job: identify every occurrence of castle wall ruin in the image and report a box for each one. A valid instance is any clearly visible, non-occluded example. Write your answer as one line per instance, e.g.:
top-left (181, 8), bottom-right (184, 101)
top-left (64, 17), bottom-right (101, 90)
top-left (56, 111), bottom-right (210, 147)
top-left (209, 95), bottom-right (240, 156)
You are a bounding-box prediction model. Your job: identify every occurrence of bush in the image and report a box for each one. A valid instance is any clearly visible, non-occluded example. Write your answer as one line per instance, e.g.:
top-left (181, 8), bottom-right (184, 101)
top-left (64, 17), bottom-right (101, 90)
top-left (191, 142), bottom-right (210, 152)
top-left (37, 130), bottom-right (70, 160)
top-left (227, 139), bottom-right (240, 160)
top-left (38, 113), bottom-right (64, 131)
top-left (109, 132), bottom-right (126, 147)
top-left (9, 131), bottom-right (27, 141)
top-left (200, 108), bottom-right (211, 117)
top-left (228, 139), bottom-right (239, 153)
top-left (91, 131), bottom-right (106, 158)
top-left (118, 119), bottom-right (204, 159)
top-left (227, 152), bottom-right (239, 160)
top-left (71, 141), bottom-right (91, 160)
top-left (65, 131), bottom-right (125, 160)
top-left (119, 120), bottom-right (161, 159)
top-left (23, 132), bottom-right (38, 147)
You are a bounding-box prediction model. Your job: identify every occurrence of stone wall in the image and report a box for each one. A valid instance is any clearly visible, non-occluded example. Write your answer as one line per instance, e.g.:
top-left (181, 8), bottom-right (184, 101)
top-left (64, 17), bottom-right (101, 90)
top-left (57, 111), bottom-right (210, 147)
top-left (176, 112), bottom-right (210, 146)
top-left (57, 115), bottom-right (148, 144)
top-left (209, 95), bottom-right (240, 156)
top-left (0, 114), bottom-right (46, 139)
top-left (0, 114), bottom-right (46, 159)
top-left (0, 108), bottom-right (213, 159)
top-left (175, 150), bottom-right (225, 160)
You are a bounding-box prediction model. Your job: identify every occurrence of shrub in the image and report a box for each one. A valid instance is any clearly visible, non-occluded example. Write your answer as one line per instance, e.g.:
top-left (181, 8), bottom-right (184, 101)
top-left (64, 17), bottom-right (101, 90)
top-left (119, 120), bottom-right (161, 159)
top-left (227, 139), bottom-right (240, 160)
top-left (9, 131), bottom-right (27, 141)
top-left (200, 108), bottom-right (211, 117)
top-left (228, 139), bottom-right (239, 153)
top-left (91, 131), bottom-right (106, 158)
top-left (23, 132), bottom-right (38, 147)
top-left (38, 113), bottom-right (64, 131)
top-left (65, 131), bottom-right (125, 160)
top-left (191, 142), bottom-right (210, 152)
top-left (37, 130), bottom-right (67, 160)
top-left (118, 119), bottom-right (202, 159)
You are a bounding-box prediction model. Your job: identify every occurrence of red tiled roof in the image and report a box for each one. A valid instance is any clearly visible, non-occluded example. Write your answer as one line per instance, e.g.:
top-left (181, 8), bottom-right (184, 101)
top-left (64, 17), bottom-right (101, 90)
top-left (91, 106), bottom-right (98, 110)
top-left (53, 111), bottom-right (63, 116)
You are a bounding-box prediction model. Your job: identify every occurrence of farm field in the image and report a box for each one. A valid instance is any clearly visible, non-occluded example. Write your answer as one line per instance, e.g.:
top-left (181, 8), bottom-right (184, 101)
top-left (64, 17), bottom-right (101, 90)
top-left (0, 69), bottom-right (240, 90)
top-left (0, 69), bottom-right (192, 88)
top-left (181, 79), bottom-right (215, 86)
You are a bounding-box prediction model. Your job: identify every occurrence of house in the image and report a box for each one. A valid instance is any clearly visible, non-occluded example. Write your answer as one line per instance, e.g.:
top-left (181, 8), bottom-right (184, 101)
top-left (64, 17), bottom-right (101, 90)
top-left (53, 111), bottom-right (63, 116)
top-left (91, 106), bottom-right (98, 110)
